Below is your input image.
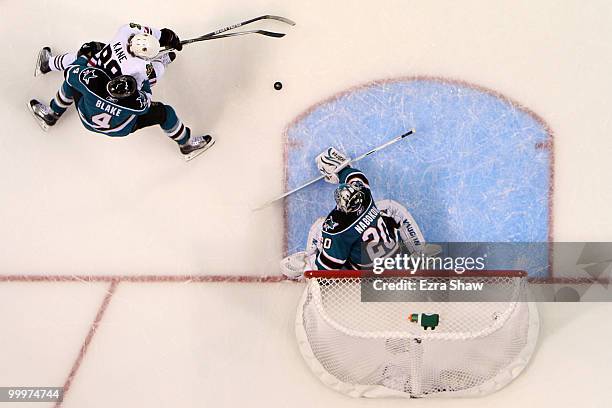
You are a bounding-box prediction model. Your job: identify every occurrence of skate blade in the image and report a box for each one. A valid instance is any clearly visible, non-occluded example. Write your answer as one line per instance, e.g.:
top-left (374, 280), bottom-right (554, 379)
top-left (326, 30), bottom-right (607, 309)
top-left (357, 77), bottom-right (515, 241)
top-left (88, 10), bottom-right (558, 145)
top-left (184, 138), bottom-right (215, 162)
top-left (27, 101), bottom-right (49, 131)
top-left (34, 49), bottom-right (43, 77)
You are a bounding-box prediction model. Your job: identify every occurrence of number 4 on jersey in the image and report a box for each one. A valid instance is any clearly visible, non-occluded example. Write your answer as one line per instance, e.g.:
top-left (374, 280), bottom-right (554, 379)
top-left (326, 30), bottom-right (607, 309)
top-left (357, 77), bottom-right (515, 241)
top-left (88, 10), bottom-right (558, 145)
top-left (91, 113), bottom-right (112, 129)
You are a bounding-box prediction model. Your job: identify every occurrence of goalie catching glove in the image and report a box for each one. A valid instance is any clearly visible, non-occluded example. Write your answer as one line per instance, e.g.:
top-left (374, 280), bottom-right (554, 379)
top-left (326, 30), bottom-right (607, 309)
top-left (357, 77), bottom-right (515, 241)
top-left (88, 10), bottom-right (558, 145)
top-left (316, 147), bottom-right (351, 184)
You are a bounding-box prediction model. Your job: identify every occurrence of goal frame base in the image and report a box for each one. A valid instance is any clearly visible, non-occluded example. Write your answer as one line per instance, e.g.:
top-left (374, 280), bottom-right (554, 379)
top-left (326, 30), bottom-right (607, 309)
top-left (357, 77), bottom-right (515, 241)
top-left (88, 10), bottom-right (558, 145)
top-left (295, 269), bottom-right (539, 398)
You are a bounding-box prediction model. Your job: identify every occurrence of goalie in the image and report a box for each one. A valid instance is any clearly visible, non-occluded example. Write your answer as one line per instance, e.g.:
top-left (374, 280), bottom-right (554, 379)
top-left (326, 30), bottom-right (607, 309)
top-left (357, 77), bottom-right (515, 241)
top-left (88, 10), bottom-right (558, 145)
top-left (281, 147), bottom-right (439, 279)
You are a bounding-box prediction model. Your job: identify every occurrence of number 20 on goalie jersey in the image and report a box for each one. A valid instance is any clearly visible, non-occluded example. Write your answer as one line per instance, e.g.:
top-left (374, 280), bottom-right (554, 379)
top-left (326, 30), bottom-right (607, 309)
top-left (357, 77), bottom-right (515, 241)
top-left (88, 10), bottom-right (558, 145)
top-left (315, 168), bottom-right (400, 270)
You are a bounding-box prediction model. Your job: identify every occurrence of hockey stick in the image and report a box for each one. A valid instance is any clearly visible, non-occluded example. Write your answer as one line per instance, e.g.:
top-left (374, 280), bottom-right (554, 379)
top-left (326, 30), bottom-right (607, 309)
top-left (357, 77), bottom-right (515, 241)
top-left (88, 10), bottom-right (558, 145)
top-left (183, 29), bottom-right (286, 43)
top-left (202, 15), bottom-right (295, 38)
top-left (254, 129), bottom-right (416, 211)
top-left (160, 15), bottom-right (295, 51)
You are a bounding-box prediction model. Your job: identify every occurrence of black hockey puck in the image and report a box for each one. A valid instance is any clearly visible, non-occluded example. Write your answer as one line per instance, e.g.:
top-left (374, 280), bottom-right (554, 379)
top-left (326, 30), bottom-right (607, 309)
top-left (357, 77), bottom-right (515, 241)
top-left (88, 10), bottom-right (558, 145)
top-left (274, 81), bottom-right (283, 90)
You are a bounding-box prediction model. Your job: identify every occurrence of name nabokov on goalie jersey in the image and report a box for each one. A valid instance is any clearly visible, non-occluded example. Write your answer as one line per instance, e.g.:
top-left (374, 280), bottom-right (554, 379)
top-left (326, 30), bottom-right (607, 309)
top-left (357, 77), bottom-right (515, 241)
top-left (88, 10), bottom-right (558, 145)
top-left (353, 207), bottom-right (381, 234)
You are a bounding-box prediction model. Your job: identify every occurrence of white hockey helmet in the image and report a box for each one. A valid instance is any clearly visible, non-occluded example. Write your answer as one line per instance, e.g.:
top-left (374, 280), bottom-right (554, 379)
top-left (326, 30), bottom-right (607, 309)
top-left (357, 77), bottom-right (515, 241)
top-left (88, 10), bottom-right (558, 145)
top-left (128, 33), bottom-right (160, 60)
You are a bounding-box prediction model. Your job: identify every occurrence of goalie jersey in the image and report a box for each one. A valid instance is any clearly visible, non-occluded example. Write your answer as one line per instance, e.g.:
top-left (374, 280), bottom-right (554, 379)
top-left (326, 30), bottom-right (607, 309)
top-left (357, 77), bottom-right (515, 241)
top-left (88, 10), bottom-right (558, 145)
top-left (315, 167), bottom-right (400, 270)
top-left (62, 57), bottom-right (151, 137)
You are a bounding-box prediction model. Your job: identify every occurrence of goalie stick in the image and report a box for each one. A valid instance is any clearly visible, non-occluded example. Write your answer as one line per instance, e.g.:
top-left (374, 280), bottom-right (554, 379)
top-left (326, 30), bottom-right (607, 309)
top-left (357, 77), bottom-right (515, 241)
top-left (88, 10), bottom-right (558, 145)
top-left (160, 15), bottom-right (295, 52)
top-left (254, 129), bottom-right (416, 211)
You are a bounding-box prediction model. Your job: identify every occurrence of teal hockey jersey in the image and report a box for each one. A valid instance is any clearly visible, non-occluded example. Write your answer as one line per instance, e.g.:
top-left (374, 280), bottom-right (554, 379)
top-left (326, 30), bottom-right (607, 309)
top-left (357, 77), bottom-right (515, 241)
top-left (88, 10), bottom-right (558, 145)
top-left (62, 57), bottom-right (151, 137)
top-left (315, 167), bottom-right (400, 270)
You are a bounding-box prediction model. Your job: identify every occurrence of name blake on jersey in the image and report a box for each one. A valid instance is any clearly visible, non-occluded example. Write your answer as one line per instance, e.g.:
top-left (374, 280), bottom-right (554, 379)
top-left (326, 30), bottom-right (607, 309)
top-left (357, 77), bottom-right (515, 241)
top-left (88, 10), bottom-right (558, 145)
top-left (354, 206), bottom-right (380, 234)
top-left (95, 99), bottom-right (122, 116)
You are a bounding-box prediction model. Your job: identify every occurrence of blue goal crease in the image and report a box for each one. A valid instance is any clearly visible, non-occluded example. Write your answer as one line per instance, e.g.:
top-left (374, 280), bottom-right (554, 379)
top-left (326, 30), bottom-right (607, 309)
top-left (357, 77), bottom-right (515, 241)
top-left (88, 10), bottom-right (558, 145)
top-left (284, 79), bottom-right (552, 277)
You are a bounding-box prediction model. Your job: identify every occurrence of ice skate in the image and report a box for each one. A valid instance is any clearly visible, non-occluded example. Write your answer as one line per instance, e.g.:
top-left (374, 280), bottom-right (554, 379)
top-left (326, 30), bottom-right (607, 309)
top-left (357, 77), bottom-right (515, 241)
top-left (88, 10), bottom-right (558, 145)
top-left (180, 134), bottom-right (215, 161)
top-left (34, 47), bottom-right (52, 77)
top-left (28, 99), bottom-right (59, 131)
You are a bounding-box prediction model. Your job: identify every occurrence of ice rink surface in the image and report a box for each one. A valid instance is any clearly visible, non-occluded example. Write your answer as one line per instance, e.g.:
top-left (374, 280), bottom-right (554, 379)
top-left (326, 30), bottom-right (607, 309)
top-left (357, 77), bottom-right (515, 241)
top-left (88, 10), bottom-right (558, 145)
top-left (1, 0), bottom-right (612, 406)
top-left (284, 79), bottom-right (552, 276)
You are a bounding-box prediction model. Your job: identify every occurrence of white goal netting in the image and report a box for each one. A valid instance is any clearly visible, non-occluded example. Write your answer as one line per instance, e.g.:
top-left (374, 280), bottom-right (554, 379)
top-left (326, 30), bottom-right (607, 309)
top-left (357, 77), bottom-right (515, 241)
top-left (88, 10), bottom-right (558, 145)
top-left (295, 270), bottom-right (539, 398)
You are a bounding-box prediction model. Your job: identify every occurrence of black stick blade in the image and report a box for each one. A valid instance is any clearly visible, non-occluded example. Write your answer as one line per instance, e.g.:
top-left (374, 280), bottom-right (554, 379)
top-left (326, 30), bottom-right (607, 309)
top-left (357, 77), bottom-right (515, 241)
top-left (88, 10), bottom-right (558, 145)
top-left (257, 30), bottom-right (286, 38)
top-left (262, 15), bottom-right (296, 26)
top-left (206, 30), bottom-right (287, 40)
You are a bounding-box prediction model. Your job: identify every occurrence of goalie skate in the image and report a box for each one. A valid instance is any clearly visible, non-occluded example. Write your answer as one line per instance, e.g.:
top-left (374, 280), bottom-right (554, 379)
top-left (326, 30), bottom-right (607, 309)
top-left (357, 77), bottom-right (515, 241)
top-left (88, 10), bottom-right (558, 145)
top-left (34, 47), bottom-right (51, 77)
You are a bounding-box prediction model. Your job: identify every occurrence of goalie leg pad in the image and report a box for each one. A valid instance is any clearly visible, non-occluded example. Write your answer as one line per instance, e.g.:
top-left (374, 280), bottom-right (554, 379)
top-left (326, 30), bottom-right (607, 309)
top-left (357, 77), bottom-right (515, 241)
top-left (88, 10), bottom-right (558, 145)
top-left (306, 216), bottom-right (325, 266)
top-left (281, 217), bottom-right (328, 279)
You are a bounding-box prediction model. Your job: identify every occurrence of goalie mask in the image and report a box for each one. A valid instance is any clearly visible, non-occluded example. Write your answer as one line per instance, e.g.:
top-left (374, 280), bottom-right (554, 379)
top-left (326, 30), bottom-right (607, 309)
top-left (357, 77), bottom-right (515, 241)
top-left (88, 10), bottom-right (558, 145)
top-left (106, 75), bottom-right (137, 99)
top-left (334, 182), bottom-right (365, 214)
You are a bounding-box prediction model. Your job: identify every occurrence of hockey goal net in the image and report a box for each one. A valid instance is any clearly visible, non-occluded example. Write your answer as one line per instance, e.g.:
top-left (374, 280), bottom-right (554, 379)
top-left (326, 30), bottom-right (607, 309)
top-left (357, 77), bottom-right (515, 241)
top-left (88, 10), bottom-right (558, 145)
top-left (295, 270), bottom-right (539, 398)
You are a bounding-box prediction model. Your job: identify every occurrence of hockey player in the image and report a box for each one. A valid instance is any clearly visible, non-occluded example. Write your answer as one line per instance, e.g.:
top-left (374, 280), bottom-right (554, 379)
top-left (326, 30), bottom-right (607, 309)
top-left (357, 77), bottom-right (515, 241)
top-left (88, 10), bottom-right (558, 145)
top-left (28, 55), bottom-right (213, 160)
top-left (35, 23), bottom-right (182, 88)
top-left (281, 147), bottom-right (438, 278)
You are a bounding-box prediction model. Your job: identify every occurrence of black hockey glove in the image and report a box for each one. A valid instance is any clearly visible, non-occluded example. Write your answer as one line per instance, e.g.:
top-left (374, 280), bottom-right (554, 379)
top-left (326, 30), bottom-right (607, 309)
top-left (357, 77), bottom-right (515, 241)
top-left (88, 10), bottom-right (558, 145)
top-left (160, 28), bottom-right (182, 51)
top-left (77, 41), bottom-right (106, 58)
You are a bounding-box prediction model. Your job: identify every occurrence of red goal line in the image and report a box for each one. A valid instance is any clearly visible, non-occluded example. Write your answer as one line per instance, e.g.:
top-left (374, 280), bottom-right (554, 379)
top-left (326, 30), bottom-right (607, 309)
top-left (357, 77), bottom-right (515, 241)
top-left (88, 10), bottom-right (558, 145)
top-left (304, 269), bottom-right (528, 279)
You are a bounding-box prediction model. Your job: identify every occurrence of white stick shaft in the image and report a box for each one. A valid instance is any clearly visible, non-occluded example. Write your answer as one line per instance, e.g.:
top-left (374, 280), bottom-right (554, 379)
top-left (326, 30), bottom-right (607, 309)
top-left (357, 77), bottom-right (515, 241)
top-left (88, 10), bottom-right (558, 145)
top-left (352, 128), bottom-right (415, 162)
top-left (272, 175), bottom-right (325, 202)
top-left (254, 128), bottom-right (415, 210)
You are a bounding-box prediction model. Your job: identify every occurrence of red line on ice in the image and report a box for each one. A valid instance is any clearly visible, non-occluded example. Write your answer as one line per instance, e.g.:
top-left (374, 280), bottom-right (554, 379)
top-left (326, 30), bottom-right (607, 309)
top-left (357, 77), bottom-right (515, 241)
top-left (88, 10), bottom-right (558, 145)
top-left (0, 275), bottom-right (289, 283)
top-left (54, 280), bottom-right (118, 407)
